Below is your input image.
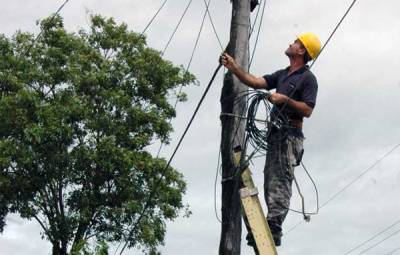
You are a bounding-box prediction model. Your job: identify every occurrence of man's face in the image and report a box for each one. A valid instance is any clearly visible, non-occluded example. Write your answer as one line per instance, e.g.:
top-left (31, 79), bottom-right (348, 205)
top-left (285, 39), bottom-right (305, 58)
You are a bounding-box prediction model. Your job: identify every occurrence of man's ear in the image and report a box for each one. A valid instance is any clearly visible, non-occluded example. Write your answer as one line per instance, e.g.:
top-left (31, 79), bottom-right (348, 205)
top-left (298, 47), bottom-right (306, 56)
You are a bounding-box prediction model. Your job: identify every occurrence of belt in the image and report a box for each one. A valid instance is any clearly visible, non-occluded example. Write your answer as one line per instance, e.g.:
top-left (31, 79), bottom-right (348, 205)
top-left (288, 119), bottom-right (303, 129)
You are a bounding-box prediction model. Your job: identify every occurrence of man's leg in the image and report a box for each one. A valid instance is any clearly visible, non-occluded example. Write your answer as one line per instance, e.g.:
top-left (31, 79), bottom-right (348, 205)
top-left (264, 136), bottom-right (303, 246)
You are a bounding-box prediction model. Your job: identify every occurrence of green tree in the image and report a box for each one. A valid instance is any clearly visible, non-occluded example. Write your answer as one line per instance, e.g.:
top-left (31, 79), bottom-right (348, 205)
top-left (0, 14), bottom-right (195, 255)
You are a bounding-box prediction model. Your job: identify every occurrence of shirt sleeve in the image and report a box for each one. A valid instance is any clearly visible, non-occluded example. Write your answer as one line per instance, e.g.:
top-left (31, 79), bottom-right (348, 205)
top-left (301, 73), bottom-right (318, 108)
top-left (263, 69), bottom-right (284, 90)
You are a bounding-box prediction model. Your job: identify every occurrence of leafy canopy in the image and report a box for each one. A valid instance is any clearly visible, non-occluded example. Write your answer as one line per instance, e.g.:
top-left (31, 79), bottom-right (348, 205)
top-left (0, 14), bottom-right (195, 254)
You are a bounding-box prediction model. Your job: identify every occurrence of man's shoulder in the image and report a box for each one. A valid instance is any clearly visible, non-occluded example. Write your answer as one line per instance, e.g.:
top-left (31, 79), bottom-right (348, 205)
top-left (303, 69), bottom-right (318, 85)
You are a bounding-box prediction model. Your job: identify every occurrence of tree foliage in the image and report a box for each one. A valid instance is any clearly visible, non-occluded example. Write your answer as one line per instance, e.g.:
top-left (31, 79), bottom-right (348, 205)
top-left (0, 14), bottom-right (194, 255)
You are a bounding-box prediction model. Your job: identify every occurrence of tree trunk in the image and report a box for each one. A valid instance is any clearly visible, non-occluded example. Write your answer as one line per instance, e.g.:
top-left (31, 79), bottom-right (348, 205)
top-left (219, 0), bottom-right (251, 254)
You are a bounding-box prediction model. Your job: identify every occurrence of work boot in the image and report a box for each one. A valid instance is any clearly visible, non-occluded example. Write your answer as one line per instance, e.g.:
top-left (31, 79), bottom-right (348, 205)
top-left (267, 219), bottom-right (283, 247)
top-left (272, 234), bottom-right (281, 247)
top-left (246, 232), bottom-right (256, 247)
top-left (246, 232), bottom-right (260, 255)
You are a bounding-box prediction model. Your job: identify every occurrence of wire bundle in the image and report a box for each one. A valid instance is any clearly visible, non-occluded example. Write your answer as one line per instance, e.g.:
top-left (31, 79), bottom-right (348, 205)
top-left (244, 90), bottom-right (289, 152)
top-left (245, 91), bottom-right (272, 151)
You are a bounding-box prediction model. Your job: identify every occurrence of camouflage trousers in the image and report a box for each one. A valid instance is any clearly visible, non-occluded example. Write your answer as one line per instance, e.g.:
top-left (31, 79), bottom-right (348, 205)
top-left (264, 134), bottom-right (304, 235)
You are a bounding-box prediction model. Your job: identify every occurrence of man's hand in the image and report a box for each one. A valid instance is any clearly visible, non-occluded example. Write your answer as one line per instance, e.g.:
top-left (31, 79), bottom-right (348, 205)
top-left (268, 93), bottom-right (289, 104)
top-left (219, 53), bottom-right (237, 71)
top-left (219, 52), bottom-right (268, 89)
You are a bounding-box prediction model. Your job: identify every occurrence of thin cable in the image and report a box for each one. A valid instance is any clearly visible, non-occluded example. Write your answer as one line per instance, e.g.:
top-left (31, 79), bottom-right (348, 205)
top-left (214, 144), bottom-right (222, 223)
top-left (161, 0), bottom-right (194, 55)
top-left (249, 1), bottom-right (262, 36)
top-left (321, 143), bottom-right (400, 208)
top-left (300, 161), bottom-right (319, 215)
top-left (309, 0), bottom-right (358, 68)
top-left (387, 246), bottom-right (400, 255)
top-left (343, 220), bottom-right (400, 255)
top-left (285, 142), bottom-right (400, 235)
top-left (156, 0), bottom-right (211, 158)
top-left (202, 0), bottom-right (224, 51)
top-left (141, 0), bottom-right (168, 35)
top-left (356, 228), bottom-right (400, 255)
top-left (24, 0), bottom-right (70, 56)
top-left (118, 64), bottom-right (223, 255)
top-left (249, 0), bottom-right (267, 67)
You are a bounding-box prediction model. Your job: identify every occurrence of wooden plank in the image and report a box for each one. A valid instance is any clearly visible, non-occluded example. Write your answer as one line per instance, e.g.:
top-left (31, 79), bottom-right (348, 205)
top-left (234, 150), bottom-right (278, 255)
top-left (240, 188), bottom-right (278, 255)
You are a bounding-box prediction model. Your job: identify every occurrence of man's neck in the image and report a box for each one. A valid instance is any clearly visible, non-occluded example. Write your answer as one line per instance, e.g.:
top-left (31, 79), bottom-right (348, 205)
top-left (288, 58), bottom-right (306, 75)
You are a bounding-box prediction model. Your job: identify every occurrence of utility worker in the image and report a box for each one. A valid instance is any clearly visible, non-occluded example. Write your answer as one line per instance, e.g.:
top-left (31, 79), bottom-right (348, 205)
top-left (220, 33), bottom-right (321, 247)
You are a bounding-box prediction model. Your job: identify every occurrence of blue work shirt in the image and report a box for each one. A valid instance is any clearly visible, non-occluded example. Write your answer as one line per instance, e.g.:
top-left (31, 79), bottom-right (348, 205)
top-left (263, 65), bottom-right (318, 137)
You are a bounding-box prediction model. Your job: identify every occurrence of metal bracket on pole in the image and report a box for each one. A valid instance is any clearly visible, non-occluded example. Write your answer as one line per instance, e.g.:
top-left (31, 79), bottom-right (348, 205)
top-left (234, 149), bottom-right (278, 255)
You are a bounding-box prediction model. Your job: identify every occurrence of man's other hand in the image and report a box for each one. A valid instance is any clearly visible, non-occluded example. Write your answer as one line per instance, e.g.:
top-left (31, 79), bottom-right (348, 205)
top-left (268, 93), bottom-right (289, 105)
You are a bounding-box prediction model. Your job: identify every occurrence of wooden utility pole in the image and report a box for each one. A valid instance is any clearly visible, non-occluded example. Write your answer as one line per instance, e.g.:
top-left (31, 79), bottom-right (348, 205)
top-left (219, 0), bottom-right (251, 254)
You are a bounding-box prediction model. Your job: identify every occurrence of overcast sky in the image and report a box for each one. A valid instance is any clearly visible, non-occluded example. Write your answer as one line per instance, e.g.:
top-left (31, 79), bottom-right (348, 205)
top-left (1, 0), bottom-right (400, 255)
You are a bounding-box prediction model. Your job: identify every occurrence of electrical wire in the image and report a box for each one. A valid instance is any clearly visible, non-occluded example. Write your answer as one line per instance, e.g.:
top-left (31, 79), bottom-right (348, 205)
top-left (140, 0), bottom-right (169, 36)
top-left (156, 0), bottom-right (213, 158)
top-left (356, 228), bottom-right (400, 255)
top-left (249, 0), bottom-right (267, 67)
top-left (249, 0), bottom-right (262, 36)
top-left (387, 246), bottom-right (400, 255)
top-left (202, 0), bottom-right (224, 51)
top-left (214, 144), bottom-right (222, 223)
top-left (285, 142), bottom-right (400, 235)
top-left (321, 143), bottom-right (400, 209)
top-left (118, 63), bottom-right (223, 255)
top-left (161, 0), bottom-right (194, 55)
top-left (343, 220), bottom-right (400, 255)
top-left (309, 0), bottom-right (358, 68)
top-left (24, 0), bottom-right (71, 56)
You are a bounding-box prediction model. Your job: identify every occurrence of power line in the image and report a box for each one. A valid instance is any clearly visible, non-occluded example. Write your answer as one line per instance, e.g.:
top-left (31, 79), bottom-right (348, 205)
top-left (387, 246), bottom-right (400, 255)
top-left (310, 0), bottom-right (358, 68)
top-left (161, 0), bottom-right (194, 55)
top-left (356, 228), bottom-right (400, 255)
top-left (24, 0), bottom-right (71, 56)
top-left (249, 1), bottom-right (262, 36)
top-left (321, 143), bottom-right (400, 208)
top-left (117, 1), bottom-right (221, 253)
top-left (285, 142), bottom-right (400, 235)
top-left (156, 0), bottom-right (213, 157)
top-left (118, 63), bottom-right (223, 255)
top-left (249, 0), bottom-right (267, 67)
top-left (141, 0), bottom-right (169, 35)
top-left (343, 220), bottom-right (400, 255)
top-left (202, 0), bottom-right (224, 51)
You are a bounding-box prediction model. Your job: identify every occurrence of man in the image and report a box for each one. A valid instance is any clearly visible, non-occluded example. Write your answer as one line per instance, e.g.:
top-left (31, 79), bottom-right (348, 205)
top-left (219, 32), bottom-right (321, 247)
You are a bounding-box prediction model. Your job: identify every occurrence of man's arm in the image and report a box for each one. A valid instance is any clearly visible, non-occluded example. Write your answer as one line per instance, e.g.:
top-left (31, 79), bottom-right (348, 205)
top-left (269, 93), bottom-right (314, 118)
top-left (220, 53), bottom-right (267, 89)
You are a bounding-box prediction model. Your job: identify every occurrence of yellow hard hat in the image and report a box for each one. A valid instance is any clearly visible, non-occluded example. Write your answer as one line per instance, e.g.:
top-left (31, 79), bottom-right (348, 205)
top-left (297, 32), bottom-right (321, 60)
